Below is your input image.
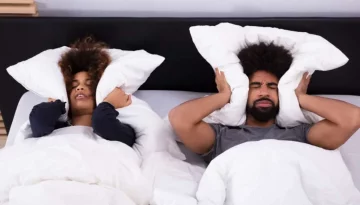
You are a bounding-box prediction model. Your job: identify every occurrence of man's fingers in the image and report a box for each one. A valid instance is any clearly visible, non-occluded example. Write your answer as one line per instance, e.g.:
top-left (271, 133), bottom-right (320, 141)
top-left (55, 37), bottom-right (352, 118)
top-left (126, 96), bottom-right (132, 106)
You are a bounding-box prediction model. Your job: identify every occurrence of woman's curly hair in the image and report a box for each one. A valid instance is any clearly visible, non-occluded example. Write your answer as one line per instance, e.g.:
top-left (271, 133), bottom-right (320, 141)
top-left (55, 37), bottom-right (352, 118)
top-left (238, 42), bottom-right (293, 80)
top-left (58, 36), bottom-right (111, 95)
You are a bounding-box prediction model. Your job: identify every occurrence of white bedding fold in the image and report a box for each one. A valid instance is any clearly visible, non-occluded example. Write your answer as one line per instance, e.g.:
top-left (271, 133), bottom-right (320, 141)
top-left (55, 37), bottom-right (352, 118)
top-left (196, 140), bottom-right (360, 205)
top-left (142, 152), bottom-right (205, 205)
top-left (0, 129), bottom-right (152, 205)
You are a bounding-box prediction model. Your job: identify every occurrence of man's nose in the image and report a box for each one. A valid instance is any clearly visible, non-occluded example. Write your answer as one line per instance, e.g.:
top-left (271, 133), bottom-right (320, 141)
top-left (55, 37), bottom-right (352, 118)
top-left (258, 85), bottom-right (269, 96)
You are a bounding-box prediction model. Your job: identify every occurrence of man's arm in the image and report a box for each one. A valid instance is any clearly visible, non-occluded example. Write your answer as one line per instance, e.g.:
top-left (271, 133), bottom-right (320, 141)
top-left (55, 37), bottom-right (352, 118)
top-left (299, 95), bottom-right (360, 150)
top-left (296, 73), bottom-right (360, 150)
top-left (169, 93), bottom-right (230, 154)
top-left (169, 68), bottom-right (231, 154)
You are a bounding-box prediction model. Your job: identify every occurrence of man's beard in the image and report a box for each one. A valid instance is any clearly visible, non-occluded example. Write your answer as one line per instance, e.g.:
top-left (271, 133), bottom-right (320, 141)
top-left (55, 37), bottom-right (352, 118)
top-left (246, 98), bottom-right (279, 122)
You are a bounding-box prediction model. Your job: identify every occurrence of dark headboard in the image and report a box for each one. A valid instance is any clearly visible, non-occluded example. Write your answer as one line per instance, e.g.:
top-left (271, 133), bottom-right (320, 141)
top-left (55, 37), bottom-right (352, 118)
top-left (1, 17), bottom-right (360, 132)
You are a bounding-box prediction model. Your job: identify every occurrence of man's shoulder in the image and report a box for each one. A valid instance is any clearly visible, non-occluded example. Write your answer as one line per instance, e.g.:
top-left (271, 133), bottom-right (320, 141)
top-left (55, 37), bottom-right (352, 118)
top-left (275, 123), bottom-right (312, 129)
top-left (210, 123), bottom-right (242, 130)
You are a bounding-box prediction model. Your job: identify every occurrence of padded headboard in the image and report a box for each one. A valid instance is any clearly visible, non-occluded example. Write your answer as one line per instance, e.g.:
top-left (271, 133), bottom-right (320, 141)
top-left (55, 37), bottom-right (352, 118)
top-left (1, 17), bottom-right (360, 132)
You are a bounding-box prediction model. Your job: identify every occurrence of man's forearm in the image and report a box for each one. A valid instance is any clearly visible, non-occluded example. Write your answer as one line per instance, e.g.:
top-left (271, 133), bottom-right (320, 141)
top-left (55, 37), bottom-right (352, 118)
top-left (170, 93), bottom-right (230, 126)
top-left (298, 94), bottom-right (360, 127)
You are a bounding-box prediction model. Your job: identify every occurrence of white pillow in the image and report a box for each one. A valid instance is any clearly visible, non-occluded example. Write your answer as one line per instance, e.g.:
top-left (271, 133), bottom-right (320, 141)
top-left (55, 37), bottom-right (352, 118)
top-left (7, 47), bottom-right (185, 160)
top-left (190, 23), bottom-right (349, 127)
top-left (7, 47), bottom-right (71, 121)
top-left (95, 51), bottom-right (186, 160)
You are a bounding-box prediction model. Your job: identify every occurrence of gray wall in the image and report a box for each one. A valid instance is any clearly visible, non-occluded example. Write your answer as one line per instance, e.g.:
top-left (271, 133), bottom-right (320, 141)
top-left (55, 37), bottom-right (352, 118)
top-left (37, 0), bottom-right (360, 17)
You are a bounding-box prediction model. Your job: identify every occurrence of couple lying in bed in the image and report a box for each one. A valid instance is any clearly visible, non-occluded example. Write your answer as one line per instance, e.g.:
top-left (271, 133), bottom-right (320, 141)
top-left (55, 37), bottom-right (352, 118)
top-left (30, 37), bottom-right (360, 163)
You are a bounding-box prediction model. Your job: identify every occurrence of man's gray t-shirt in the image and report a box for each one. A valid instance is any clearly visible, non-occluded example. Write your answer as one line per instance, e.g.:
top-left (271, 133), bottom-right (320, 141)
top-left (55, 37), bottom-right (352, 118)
top-left (203, 123), bottom-right (313, 163)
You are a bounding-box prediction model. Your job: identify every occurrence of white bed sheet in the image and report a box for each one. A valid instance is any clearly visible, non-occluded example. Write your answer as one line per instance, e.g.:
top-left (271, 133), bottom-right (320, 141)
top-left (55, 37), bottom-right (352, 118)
top-left (5, 90), bottom-right (360, 191)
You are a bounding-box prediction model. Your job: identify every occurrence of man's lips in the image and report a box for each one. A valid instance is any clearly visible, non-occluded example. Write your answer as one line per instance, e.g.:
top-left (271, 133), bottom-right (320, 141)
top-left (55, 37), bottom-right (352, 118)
top-left (255, 100), bottom-right (272, 107)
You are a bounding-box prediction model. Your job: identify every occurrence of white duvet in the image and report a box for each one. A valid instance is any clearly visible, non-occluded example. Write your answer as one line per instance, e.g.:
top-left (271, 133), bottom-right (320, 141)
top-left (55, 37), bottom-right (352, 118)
top-left (0, 126), bottom-right (152, 205)
top-left (142, 152), bottom-right (206, 205)
top-left (196, 140), bottom-right (360, 205)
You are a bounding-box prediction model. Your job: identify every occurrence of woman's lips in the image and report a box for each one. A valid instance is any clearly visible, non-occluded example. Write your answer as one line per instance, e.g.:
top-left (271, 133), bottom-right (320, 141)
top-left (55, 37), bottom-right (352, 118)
top-left (75, 94), bottom-right (88, 100)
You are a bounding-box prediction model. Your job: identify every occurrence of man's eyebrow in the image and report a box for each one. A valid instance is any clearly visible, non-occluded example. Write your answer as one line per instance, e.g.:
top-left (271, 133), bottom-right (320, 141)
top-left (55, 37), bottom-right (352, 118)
top-left (250, 82), bottom-right (262, 85)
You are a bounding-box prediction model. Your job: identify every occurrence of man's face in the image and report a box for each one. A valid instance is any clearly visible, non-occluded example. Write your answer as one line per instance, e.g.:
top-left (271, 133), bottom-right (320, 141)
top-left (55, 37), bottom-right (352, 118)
top-left (246, 70), bottom-right (279, 122)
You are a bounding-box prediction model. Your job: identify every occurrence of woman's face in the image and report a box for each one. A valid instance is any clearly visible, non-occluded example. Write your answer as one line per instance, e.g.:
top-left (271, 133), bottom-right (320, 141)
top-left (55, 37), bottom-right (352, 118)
top-left (69, 71), bottom-right (95, 116)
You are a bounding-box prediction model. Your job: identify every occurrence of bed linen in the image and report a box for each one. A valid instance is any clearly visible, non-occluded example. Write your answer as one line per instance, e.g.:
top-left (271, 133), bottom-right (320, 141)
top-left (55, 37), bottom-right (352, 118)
top-left (190, 23), bottom-right (349, 127)
top-left (196, 140), bottom-right (360, 205)
top-left (0, 126), bottom-right (152, 205)
top-left (4, 90), bottom-right (360, 204)
top-left (142, 152), bottom-right (205, 205)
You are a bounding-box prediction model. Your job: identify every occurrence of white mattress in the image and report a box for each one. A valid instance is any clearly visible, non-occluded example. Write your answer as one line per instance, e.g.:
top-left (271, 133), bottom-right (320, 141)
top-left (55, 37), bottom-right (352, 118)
top-left (5, 90), bottom-right (360, 190)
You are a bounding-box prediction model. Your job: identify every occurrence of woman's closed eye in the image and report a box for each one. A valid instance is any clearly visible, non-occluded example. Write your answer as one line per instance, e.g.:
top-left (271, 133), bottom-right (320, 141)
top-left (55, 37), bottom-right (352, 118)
top-left (85, 79), bottom-right (92, 86)
top-left (72, 81), bottom-right (79, 89)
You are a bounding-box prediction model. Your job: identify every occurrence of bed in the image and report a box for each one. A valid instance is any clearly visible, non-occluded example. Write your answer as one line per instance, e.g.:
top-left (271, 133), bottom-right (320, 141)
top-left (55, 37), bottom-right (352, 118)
top-left (0, 17), bottom-right (360, 204)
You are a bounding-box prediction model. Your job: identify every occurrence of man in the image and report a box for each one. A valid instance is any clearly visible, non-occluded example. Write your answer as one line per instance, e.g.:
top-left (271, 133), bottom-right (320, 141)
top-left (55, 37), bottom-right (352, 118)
top-left (169, 42), bottom-right (360, 163)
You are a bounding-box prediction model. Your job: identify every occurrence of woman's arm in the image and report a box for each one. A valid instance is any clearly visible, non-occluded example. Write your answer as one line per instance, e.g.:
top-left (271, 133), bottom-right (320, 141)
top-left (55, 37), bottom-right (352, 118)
top-left (92, 102), bottom-right (136, 147)
top-left (29, 100), bottom-right (67, 137)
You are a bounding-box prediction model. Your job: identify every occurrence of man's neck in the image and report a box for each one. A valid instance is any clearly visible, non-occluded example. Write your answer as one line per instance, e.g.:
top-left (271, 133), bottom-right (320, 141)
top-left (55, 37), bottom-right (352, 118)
top-left (245, 115), bottom-right (275, 127)
top-left (71, 114), bottom-right (92, 127)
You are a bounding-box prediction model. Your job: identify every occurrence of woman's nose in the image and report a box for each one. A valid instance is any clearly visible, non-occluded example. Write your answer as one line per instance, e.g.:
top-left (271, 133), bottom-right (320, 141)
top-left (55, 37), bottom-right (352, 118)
top-left (76, 86), bottom-right (84, 91)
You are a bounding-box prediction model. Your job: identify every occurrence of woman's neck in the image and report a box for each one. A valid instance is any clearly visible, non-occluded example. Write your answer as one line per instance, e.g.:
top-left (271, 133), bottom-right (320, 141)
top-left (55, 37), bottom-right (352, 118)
top-left (71, 114), bottom-right (92, 127)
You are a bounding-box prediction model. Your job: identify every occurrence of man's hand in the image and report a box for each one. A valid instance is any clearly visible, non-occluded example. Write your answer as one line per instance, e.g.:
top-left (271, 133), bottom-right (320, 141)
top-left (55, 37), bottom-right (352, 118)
top-left (104, 88), bottom-right (132, 109)
top-left (215, 68), bottom-right (231, 103)
top-left (295, 72), bottom-right (311, 106)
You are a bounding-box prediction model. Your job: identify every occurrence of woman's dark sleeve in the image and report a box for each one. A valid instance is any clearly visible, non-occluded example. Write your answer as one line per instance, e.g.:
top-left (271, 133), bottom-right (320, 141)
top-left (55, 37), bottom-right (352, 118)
top-left (29, 100), bottom-right (67, 138)
top-left (92, 102), bottom-right (136, 147)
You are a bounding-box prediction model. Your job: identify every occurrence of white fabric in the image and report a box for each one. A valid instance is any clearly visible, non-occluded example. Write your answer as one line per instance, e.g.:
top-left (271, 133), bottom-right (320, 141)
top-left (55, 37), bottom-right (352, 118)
top-left (7, 91), bottom-right (360, 191)
top-left (6, 47), bottom-right (71, 121)
top-left (141, 152), bottom-right (205, 205)
top-left (110, 96), bottom-right (186, 159)
top-left (196, 140), bottom-right (360, 205)
top-left (95, 49), bottom-right (165, 98)
top-left (94, 51), bottom-right (185, 159)
top-left (5, 46), bottom-right (185, 160)
top-left (190, 22), bottom-right (349, 127)
top-left (0, 126), bottom-right (152, 205)
top-left (8, 181), bottom-right (136, 205)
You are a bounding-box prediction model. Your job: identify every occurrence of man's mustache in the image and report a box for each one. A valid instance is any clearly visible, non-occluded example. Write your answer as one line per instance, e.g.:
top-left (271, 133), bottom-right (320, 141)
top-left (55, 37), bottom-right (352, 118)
top-left (253, 98), bottom-right (275, 106)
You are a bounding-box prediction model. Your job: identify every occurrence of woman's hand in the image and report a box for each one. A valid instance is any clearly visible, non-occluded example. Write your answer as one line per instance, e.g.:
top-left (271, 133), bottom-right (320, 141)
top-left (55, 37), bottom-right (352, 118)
top-left (48, 98), bottom-right (57, 102)
top-left (104, 88), bottom-right (132, 109)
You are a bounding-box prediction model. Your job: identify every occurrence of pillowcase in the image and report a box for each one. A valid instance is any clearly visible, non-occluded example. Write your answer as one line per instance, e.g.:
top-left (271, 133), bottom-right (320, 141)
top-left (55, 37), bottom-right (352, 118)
top-left (7, 46), bottom-right (185, 160)
top-left (190, 23), bottom-right (349, 127)
top-left (7, 47), bottom-right (71, 121)
top-left (95, 50), bottom-right (186, 160)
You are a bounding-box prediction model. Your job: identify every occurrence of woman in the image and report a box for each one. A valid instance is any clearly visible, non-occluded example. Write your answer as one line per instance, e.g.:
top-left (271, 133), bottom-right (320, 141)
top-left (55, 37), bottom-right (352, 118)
top-left (29, 37), bottom-right (136, 147)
